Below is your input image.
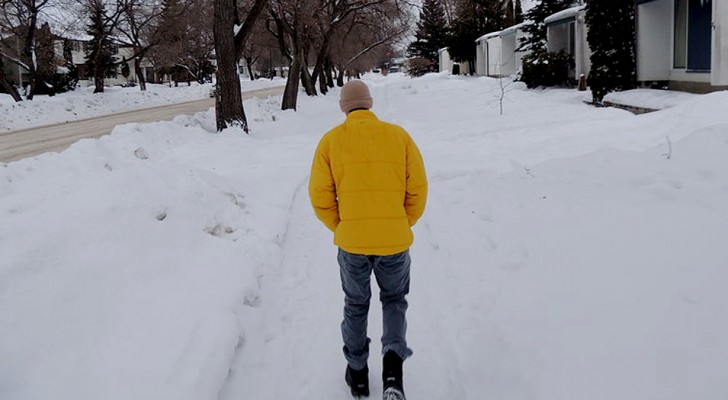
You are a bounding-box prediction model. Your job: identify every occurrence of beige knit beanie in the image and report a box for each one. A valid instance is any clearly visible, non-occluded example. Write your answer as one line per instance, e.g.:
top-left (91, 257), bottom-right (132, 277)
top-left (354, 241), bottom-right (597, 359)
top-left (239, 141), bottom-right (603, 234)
top-left (339, 80), bottom-right (373, 114)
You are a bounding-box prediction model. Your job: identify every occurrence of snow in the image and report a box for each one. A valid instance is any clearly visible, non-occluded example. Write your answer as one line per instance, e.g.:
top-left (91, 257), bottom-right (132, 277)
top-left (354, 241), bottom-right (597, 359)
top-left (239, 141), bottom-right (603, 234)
top-left (544, 5), bottom-right (586, 25)
top-left (2, 74), bottom-right (728, 400)
top-left (604, 88), bottom-right (700, 110)
top-left (0, 78), bottom-right (286, 132)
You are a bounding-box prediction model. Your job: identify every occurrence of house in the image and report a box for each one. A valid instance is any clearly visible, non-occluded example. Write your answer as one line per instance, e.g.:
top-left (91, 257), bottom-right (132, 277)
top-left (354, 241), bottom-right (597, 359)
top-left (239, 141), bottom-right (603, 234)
top-left (636, 0), bottom-right (728, 92)
top-left (437, 48), bottom-right (452, 73)
top-left (1, 33), bottom-right (24, 86)
top-left (2, 30), bottom-right (159, 90)
top-left (499, 23), bottom-right (529, 77)
top-left (475, 23), bottom-right (530, 77)
top-left (438, 47), bottom-right (471, 75)
top-left (544, 4), bottom-right (591, 81)
top-left (476, 32), bottom-right (501, 76)
top-left (66, 38), bottom-right (158, 87)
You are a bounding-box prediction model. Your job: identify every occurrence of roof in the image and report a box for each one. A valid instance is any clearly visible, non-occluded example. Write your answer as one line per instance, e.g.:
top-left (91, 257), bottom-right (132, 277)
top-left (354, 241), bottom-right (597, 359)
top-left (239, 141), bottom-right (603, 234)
top-left (475, 21), bottom-right (529, 43)
top-left (544, 5), bottom-right (586, 25)
top-left (475, 31), bottom-right (502, 43)
top-left (499, 22), bottom-right (527, 36)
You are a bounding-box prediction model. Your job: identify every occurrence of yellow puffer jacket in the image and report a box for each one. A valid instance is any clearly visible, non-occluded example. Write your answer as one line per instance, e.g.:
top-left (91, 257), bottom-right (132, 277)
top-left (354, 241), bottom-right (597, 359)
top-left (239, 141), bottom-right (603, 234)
top-left (309, 110), bottom-right (428, 256)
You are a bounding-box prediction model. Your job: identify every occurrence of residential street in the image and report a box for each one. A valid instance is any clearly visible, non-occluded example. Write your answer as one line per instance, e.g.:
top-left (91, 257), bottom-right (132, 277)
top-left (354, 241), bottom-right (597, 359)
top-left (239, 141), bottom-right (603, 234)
top-left (0, 86), bottom-right (284, 163)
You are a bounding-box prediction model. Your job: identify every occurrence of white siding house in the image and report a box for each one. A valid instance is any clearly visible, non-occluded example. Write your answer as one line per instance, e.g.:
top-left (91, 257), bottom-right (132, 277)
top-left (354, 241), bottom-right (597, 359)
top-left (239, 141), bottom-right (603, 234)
top-left (499, 23), bottom-right (529, 77)
top-left (637, 0), bottom-right (728, 92)
top-left (486, 33), bottom-right (502, 76)
top-left (438, 47), bottom-right (453, 73)
top-left (545, 5), bottom-right (591, 81)
top-left (475, 23), bottom-right (530, 78)
top-left (438, 47), bottom-right (470, 75)
top-left (475, 32), bottom-right (502, 77)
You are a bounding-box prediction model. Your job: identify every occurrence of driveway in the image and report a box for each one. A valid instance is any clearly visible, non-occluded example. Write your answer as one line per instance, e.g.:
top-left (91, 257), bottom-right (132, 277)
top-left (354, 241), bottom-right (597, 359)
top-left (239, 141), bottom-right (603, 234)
top-left (0, 86), bottom-right (284, 163)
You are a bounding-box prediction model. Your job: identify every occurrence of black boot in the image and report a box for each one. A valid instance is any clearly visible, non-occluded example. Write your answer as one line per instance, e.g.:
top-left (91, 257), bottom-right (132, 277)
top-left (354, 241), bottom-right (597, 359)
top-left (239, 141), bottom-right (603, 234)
top-left (382, 351), bottom-right (405, 400)
top-left (345, 364), bottom-right (370, 398)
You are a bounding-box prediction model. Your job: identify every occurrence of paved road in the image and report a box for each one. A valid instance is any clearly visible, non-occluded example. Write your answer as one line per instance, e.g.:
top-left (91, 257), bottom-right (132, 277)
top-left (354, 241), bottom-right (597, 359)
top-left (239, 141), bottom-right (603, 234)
top-left (0, 86), bottom-right (285, 163)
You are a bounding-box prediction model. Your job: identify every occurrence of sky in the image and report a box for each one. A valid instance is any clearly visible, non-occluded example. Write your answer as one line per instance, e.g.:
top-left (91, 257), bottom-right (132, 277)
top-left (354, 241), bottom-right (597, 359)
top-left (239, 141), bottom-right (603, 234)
top-left (1, 72), bottom-right (727, 400)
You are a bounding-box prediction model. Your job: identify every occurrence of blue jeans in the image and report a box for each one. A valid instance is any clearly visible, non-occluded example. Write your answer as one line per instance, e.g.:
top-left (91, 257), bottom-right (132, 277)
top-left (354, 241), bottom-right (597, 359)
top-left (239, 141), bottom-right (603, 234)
top-left (338, 248), bottom-right (414, 370)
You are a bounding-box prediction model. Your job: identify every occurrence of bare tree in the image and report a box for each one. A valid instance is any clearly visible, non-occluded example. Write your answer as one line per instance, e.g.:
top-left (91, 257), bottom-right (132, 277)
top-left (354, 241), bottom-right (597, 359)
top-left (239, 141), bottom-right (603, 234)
top-left (269, 0), bottom-right (411, 110)
top-left (310, 0), bottom-right (391, 95)
top-left (152, 0), bottom-right (215, 86)
top-left (328, 2), bottom-right (411, 84)
top-left (117, 0), bottom-right (164, 90)
top-left (240, 20), bottom-right (269, 81)
top-left (0, 0), bottom-right (53, 99)
top-left (267, 0), bottom-right (319, 110)
top-left (212, 0), bottom-right (266, 131)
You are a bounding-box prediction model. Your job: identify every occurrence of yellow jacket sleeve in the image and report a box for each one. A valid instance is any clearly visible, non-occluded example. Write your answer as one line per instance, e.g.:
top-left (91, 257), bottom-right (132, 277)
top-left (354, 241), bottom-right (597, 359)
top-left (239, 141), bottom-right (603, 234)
top-left (308, 136), bottom-right (340, 231)
top-left (404, 135), bottom-right (427, 226)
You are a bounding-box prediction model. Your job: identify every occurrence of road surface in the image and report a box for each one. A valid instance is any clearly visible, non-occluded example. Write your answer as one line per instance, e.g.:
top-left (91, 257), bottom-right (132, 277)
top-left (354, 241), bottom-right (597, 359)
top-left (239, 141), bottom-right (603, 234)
top-left (0, 86), bottom-right (284, 163)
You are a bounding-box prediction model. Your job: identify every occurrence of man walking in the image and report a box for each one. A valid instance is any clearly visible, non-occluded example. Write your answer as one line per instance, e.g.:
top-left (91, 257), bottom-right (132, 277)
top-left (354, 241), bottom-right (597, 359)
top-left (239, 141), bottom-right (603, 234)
top-left (309, 80), bottom-right (428, 399)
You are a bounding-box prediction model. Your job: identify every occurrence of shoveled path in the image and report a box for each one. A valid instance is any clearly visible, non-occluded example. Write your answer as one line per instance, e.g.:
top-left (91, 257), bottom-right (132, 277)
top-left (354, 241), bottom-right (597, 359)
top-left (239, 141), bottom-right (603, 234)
top-left (0, 86), bottom-right (284, 163)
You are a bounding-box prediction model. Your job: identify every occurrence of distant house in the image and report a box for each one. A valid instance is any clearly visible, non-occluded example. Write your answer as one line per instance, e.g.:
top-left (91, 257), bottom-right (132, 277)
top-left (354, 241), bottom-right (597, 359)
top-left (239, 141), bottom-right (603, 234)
top-left (1, 33), bottom-right (24, 86)
top-left (66, 38), bottom-right (158, 86)
top-left (476, 32), bottom-right (500, 76)
top-left (636, 0), bottom-right (728, 92)
top-left (499, 23), bottom-right (529, 77)
top-left (475, 23), bottom-right (529, 77)
top-left (545, 5), bottom-right (591, 81)
top-left (1, 31), bottom-right (159, 90)
top-left (438, 48), bottom-right (452, 73)
top-left (438, 47), bottom-right (471, 75)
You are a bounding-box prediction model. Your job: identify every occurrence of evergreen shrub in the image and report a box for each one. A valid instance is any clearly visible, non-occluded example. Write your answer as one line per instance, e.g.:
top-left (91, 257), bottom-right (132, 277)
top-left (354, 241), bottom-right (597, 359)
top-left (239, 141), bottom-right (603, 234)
top-left (520, 48), bottom-right (574, 88)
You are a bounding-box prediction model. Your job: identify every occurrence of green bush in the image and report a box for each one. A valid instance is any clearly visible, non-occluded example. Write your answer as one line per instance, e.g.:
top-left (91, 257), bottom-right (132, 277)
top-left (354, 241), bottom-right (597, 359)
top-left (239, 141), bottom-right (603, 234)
top-left (520, 48), bottom-right (574, 88)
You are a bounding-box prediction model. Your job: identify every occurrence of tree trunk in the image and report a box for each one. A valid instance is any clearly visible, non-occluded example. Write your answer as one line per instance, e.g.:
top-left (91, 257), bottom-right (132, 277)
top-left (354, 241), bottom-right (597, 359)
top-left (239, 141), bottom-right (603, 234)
top-left (94, 75), bottom-right (105, 93)
top-left (134, 47), bottom-right (148, 91)
top-left (213, 0), bottom-right (247, 132)
top-left (246, 59), bottom-right (255, 81)
top-left (336, 66), bottom-right (344, 87)
top-left (282, 54), bottom-right (302, 111)
top-left (134, 58), bottom-right (147, 91)
top-left (324, 58), bottom-right (335, 88)
top-left (300, 49), bottom-right (316, 96)
top-left (23, 11), bottom-right (39, 100)
top-left (316, 60), bottom-right (328, 95)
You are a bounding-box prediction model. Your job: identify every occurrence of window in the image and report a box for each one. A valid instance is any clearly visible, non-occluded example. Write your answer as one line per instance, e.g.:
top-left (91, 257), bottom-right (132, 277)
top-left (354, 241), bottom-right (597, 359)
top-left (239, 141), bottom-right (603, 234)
top-left (674, 0), bottom-right (713, 71)
top-left (569, 22), bottom-right (576, 57)
top-left (674, 0), bottom-right (688, 68)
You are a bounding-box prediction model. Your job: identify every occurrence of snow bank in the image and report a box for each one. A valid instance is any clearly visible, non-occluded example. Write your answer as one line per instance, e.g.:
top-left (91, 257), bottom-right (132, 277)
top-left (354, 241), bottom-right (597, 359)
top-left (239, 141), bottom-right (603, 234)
top-left (0, 78), bottom-right (286, 132)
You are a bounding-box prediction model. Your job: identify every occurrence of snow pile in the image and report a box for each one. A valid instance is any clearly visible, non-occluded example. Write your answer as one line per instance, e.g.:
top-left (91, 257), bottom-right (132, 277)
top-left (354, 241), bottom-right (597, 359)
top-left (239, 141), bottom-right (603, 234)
top-left (1, 74), bottom-right (728, 400)
top-left (604, 88), bottom-right (700, 110)
top-left (0, 78), bottom-right (286, 132)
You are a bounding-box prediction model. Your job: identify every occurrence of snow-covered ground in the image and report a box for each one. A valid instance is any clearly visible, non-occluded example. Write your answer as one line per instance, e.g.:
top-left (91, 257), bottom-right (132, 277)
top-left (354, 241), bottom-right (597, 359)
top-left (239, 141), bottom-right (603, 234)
top-left (0, 77), bottom-right (286, 132)
top-left (1, 73), bottom-right (727, 400)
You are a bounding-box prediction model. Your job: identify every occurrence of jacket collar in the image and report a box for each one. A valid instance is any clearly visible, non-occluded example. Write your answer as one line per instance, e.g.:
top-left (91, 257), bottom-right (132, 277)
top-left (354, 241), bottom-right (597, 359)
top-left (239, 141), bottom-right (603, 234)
top-left (346, 109), bottom-right (378, 121)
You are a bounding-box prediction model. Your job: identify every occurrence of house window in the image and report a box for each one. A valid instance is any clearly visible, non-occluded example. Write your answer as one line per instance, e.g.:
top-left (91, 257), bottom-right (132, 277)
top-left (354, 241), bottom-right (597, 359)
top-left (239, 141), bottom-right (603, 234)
top-left (674, 0), bottom-right (712, 71)
top-left (569, 21), bottom-right (576, 56)
top-left (674, 0), bottom-right (688, 68)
